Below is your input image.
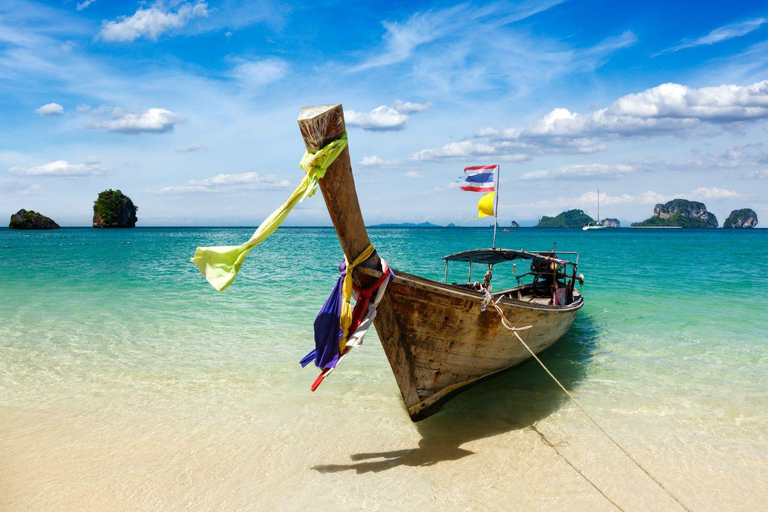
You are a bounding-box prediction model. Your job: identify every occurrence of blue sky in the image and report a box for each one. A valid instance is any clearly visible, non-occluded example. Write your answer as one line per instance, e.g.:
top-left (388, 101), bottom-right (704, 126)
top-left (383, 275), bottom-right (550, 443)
top-left (1, 0), bottom-right (767, 226)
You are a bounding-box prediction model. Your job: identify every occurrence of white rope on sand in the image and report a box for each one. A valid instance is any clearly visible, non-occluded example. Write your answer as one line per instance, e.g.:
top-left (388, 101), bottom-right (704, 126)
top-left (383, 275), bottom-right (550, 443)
top-left (490, 298), bottom-right (694, 512)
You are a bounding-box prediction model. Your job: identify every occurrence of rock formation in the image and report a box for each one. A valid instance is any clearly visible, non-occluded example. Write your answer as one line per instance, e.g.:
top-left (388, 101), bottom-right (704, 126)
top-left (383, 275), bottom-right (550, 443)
top-left (632, 199), bottom-right (718, 228)
top-left (601, 218), bottom-right (620, 228)
top-left (723, 208), bottom-right (758, 228)
top-left (93, 189), bottom-right (138, 228)
top-left (9, 209), bottom-right (60, 229)
top-left (510, 221), bottom-right (519, 228)
top-left (535, 209), bottom-right (595, 228)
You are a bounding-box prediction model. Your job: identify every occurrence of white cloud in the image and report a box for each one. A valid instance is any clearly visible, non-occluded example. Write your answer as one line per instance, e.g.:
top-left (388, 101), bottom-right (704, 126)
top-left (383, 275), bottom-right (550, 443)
top-left (175, 143), bottom-right (206, 152)
top-left (474, 127), bottom-right (501, 137)
top-left (159, 173), bottom-right (291, 194)
top-left (101, 108), bottom-right (185, 134)
top-left (100, 2), bottom-right (210, 42)
top-left (434, 80), bottom-right (768, 161)
top-left (520, 163), bottom-right (637, 181)
top-left (8, 158), bottom-right (106, 177)
top-left (392, 100), bottom-right (432, 113)
top-left (76, 0), bottom-right (96, 11)
top-left (346, 105), bottom-right (410, 131)
top-left (655, 18), bottom-right (767, 56)
top-left (403, 170), bottom-right (422, 179)
top-left (35, 102), bottom-right (64, 116)
top-left (76, 104), bottom-right (91, 113)
top-left (411, 140), bottom-right (521, 162)
top-left (360, 155), bottom-right (399, 167)
top-left (689, 187), bottom-right (741, 199)
top-left (229, 57), bottom-right (289, 89)
top-left (346, 100), bottom-right (432, 131)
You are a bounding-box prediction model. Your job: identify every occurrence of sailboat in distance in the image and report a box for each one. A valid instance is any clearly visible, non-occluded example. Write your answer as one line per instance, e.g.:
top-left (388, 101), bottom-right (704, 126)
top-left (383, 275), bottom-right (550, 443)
top-left (583, 188), bottom-right (607, 231)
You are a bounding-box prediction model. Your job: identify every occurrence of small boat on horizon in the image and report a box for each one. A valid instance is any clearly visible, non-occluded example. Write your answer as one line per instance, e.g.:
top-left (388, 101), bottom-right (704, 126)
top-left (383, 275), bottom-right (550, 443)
top-left (583, 188), bottom-right (607, 231)
top-left (297, 104), bottom-right (585, 421)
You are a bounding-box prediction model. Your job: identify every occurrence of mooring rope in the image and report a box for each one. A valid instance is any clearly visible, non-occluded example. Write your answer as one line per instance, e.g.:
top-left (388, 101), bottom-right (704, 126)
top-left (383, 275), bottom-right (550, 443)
top-left (490, 298), bottom-right (694, 512)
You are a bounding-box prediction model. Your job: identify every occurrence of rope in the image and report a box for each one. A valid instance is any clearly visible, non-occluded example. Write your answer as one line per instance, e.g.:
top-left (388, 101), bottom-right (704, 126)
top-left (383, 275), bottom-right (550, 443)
top-left (490, 298), bottom-right (693, 512)
top-left (529, 425), bottom-right (626, 512)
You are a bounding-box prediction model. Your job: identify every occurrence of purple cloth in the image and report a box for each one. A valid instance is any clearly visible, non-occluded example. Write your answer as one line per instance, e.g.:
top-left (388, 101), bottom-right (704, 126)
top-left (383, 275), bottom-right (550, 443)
top-left (300, 260), bottom-right (346, 369)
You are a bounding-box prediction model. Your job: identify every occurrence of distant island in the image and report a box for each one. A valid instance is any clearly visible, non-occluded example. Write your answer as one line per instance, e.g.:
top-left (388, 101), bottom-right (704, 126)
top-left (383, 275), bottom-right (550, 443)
top-left (370, 221), bottom-right (442, 228)
top-left (93, 189), bottom-right (138, 228)
top-left (724, 208), bottom-right (758, 228)
top-left (535, 209), bottom-right (595, 228)
top-left (9, 209), bottom-right (60, 230)
top-left (632, 199), bottom-right (718, 228)
top-left (602, 218), bottom-right (620, 228)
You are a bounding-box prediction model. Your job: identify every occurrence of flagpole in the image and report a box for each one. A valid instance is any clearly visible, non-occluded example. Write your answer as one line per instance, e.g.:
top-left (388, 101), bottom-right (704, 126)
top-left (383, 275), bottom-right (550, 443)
top-left (492, 164), bottom-right (500, 249)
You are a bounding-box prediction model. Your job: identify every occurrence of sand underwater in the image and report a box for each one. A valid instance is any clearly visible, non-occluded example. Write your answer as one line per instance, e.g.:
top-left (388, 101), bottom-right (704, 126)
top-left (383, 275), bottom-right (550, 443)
top-left (1, 226), bottom-right (767, 511)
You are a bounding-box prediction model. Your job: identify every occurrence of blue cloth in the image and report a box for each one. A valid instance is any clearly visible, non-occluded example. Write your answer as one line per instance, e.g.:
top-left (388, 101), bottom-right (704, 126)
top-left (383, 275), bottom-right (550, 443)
top-left (300, 260), bottom-right (346, 369)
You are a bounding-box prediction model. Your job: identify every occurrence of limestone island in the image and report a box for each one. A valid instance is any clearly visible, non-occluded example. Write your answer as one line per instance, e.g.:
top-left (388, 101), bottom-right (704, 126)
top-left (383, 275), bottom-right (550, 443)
top-left (602, 218), bottom-right (620, 228)
top-left (723, 208), bottom-right (758, 228)
top-left (535, 209), bottom-right (594, 228)
top-left (632, 199), bottom-right (718, 228)
top-left (9, 209), bottom-right (60, 229)
top-left (510, 221), bottom-right (519, 228)
top-left (93, 189), bottom-right (138, 228)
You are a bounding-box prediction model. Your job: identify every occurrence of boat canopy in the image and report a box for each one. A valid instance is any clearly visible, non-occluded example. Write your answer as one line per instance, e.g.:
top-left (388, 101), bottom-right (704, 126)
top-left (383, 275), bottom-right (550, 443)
top-left (442, 248), bottom-right (574, 266)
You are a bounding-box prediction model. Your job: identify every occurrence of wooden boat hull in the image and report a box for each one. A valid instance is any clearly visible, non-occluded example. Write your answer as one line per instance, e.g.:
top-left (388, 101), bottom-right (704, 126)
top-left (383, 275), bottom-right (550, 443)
top-left (373, 270), bottom-right (583, 421)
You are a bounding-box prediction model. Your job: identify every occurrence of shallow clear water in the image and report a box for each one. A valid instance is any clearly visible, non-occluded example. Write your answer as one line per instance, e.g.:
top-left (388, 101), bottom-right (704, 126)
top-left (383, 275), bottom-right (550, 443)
top-left (1, 227), bottom-right (766, 511)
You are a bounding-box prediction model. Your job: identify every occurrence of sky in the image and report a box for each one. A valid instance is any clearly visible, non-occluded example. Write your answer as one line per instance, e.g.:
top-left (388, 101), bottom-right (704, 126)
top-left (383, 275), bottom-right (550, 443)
top-left (1, 0), bottom-right (767, 227)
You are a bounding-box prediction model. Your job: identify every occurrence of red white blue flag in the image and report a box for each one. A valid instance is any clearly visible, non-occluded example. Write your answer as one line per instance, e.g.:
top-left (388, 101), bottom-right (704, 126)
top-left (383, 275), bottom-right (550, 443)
top-left (460, 165), bottom-right (497, 192)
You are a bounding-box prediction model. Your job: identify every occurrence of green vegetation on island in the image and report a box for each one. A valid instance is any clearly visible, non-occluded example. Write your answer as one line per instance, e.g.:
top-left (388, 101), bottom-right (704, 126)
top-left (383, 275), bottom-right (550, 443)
top-left (9, 209), bottom-right (60, 229)
top-left (93, 189), bottom-right (138, 228)
top-left (535, 209), bottom-right (595, 228)
top-left (723, 208), bottom-right (758, 228)
top-left (632, 199), bottom-right (718, 228)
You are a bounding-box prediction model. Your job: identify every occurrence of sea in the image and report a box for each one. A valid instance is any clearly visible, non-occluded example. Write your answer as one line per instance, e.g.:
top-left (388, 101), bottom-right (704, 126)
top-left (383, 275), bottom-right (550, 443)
top-left (1, 226), bottom-right (766, 511)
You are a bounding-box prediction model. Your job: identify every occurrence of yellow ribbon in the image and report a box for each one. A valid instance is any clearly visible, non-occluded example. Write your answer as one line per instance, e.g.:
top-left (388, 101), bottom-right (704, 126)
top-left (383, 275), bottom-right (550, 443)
top-left (338, 244), bottom-right (375, 351)
top-left (191, 133), bottom-right (348, 291)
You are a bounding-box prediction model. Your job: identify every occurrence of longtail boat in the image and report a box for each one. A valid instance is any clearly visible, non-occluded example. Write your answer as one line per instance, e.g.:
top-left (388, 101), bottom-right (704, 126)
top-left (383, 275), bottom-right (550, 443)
top-left (297, 104), bottom-right (584, 421)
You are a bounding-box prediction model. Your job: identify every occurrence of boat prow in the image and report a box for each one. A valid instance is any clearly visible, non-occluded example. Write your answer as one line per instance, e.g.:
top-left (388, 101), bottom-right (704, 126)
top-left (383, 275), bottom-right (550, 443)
top-left (298, 104), bottom-right (584, 421)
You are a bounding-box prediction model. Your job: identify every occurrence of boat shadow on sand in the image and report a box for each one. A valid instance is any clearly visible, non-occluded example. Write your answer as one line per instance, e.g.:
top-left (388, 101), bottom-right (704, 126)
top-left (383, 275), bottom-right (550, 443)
top-left (313, 315), bottom-right (600, 474)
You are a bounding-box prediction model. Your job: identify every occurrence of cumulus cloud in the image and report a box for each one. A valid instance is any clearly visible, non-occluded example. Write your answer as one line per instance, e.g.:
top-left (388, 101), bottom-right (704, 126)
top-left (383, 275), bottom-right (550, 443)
top-left (655, 18), bottom-right (767, 56)
top-left (403, 170), bottom-right (422, 179)
top-left (8, 158), bottom-right (106, 177)
top-left (346, 100), bottom-right (431, 131)
top-left (411, 140), bottom-right (529, 162)
top-left (159, 173), bottom-right (291, 194)
top-left (175, 143), bottom-right (206, 152)
top-left (360, 155), bottom-right (399, 167)
top-left (229, 57), bottom-right (289, 89)
top-left (100, 2), bottom-right (210, 42)
top-left (418, 80), bottom-right (768, 162)
top-left (35, 103), bottom-right (64, 116)
top-left (101, 108), bottom-right (185, 134)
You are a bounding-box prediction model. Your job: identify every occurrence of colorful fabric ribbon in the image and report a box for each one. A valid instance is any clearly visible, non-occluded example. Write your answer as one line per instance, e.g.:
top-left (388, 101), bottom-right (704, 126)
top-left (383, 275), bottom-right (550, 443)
top-left (301, 246), bottom-right (393, 389)
top-left (191, 133), bottom-right (348, 291)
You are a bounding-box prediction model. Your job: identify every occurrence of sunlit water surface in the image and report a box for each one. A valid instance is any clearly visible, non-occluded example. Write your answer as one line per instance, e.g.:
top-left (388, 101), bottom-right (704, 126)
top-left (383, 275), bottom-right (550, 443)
top-left (1, 227), bottom-right (766, 511)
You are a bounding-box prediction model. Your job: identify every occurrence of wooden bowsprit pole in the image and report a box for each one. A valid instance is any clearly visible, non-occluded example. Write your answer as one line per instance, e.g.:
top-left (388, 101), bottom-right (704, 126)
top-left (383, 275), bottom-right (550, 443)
top-left (297, 104), bottom-right (381, 281)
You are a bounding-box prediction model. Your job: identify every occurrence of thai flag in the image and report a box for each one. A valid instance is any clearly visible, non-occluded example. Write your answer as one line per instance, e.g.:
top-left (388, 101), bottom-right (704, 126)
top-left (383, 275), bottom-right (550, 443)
top-left (461, 165), bottom-right (497, 192)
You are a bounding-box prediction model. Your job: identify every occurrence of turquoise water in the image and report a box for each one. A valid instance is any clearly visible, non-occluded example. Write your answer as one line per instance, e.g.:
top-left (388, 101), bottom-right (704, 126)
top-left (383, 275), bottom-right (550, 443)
top-left (1, 227), bottom-right (767, 511)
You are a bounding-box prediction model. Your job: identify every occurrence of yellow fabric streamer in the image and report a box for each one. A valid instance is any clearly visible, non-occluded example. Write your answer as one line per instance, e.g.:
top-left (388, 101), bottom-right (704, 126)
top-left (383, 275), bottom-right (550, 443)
top-left (191, 133), bottom-right (348, 291)
top-left (338, 244), bottom-right (376, 351)
top-left (478, 192), bottom-right (495, 218)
